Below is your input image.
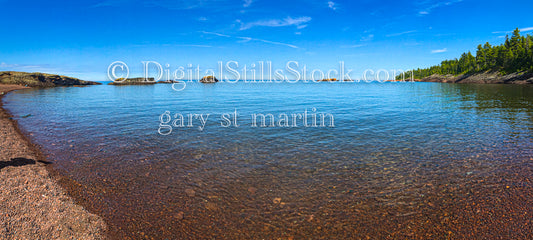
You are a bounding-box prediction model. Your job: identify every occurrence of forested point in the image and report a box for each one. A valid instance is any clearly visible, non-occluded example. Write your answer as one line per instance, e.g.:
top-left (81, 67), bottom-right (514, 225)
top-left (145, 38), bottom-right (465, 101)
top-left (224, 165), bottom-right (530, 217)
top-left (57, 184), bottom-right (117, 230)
top-left (399, 28), bottom-right (533, 80)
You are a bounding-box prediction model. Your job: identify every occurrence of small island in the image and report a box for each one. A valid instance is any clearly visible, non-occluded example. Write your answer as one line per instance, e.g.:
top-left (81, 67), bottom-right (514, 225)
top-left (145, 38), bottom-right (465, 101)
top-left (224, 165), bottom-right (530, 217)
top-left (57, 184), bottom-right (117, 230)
top-left (0, 71), bottom-right (101, 87)
top-left (108, 77), bottom-right (156, 85)
top-left (318, 78), bottom-right (338, 82)
top-left (199, 76), bottom-right (219, 83)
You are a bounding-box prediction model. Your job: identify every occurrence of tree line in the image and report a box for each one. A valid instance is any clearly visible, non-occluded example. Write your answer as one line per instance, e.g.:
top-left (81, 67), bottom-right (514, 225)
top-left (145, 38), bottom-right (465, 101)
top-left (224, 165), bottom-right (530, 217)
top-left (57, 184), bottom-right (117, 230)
top-left (398, 28), bottom-right (533, 79)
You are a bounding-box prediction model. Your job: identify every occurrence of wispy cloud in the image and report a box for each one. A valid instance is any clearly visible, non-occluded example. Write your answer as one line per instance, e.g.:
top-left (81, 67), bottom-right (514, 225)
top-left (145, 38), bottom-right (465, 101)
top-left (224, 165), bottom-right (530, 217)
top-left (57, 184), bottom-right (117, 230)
top-left (243, 0), bottom-right (253, 7)
top-left (198, 17), bottom-right (208, 21)
top-left (361, 34), bottom-right (374, 42)
top-left (0, 62), bottom-right (52, 71)
top-left (0, 62), bottom-right (84, 76)
top-left (201, 31), bottom-right (231, 38)
top-left (386, 30), bottom-right (417, 37)
top-left (94, 0), bottom-right (203, 9)
top-left (200, 31), bottom-right (298, 49)
top-left (242, 37), bottom-right (298, 48)
top-left (341, 44), bottom-right (366, 48)
top-left (93, 0), bottom-right (240, 11)
top-left (492, 27), bottom-right (533, 34)
top-left (129, 43), bottom-right (214, 48)
top-left (172, 44), bottom-right (213, 48)
top-left (328, 1), bottom-right (337, 10)
top-left (431, 48), bottom-right (447, 53)
top-left (238, 16), bottom-right (311, 30)
top-left (237, 37), bottom-right (252, 43)
top-left (521, 27), bottom-right (533, 32)
top-left (418, 0), bottom-right (464, 16)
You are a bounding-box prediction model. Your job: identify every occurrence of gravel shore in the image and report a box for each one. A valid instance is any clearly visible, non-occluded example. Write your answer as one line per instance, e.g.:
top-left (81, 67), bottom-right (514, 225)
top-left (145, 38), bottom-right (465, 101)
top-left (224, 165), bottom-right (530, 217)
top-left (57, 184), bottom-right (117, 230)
top-left (0, 84), bottom-right (107, 239)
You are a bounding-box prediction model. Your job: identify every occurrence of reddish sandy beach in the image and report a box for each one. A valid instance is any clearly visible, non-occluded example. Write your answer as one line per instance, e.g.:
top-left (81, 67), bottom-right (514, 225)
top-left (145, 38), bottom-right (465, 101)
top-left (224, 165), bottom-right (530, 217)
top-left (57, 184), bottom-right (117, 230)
top-left (0, 84), bottom-right (107, 239)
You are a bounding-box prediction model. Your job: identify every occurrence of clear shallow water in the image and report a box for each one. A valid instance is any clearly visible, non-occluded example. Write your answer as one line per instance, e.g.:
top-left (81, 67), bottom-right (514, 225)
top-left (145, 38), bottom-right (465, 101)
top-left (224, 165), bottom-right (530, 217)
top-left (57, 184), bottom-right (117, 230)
top-left (4, 82), bottom-right (533, 239)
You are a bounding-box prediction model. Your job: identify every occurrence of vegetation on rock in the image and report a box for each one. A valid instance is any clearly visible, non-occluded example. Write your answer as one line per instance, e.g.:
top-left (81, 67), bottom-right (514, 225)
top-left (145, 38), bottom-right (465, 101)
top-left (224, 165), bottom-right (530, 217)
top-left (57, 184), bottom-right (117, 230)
top-left (108, 77), bottom-right (156, 85)
top-left (199, 76), bottom-right (219, 83)
top-left (0, 71), bottom-right (101, 87)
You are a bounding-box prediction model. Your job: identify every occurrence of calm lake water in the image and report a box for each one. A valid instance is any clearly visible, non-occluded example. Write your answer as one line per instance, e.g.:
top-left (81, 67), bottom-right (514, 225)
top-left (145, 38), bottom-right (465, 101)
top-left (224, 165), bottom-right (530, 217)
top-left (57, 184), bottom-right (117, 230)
top-left (4, 82), bottom-right (533, 239)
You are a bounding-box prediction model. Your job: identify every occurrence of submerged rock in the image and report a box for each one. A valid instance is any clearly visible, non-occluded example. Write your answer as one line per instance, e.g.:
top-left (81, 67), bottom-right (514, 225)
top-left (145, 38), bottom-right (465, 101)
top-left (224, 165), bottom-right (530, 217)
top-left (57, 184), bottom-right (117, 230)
top-left (199, 76), bottom-right (219, 83)
top-left (185, 188), bottom-right (196, 197)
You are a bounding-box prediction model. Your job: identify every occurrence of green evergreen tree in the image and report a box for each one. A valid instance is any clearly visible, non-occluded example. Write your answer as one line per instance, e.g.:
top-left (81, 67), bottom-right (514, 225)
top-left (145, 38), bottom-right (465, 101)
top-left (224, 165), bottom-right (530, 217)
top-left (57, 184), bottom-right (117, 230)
top-left (398, 28), bottom-right (533, 79)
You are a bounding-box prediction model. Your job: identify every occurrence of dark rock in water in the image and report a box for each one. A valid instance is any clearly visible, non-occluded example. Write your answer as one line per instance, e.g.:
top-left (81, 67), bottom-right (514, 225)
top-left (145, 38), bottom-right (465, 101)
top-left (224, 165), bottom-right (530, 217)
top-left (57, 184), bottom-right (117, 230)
top-left (0, 71), bottom-right (101, 87)
top-left (157, 80), bottom-right (180, 84)
top-left (318, 78), bottom-right (338, 82)
top-left (199, 76), bottom-right (219, 83)
top-left (108, 77), bottom-right (156, 85)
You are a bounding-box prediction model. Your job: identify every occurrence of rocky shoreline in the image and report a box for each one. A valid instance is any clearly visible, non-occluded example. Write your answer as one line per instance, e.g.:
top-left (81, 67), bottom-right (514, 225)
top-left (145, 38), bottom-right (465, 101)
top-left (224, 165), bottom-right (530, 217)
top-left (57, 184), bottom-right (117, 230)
top-left (0, 71), bottom-right (101, 87)
top-left (418, 71), bottom-right (533, 84)
top-left (0, 84), bottom-right (107, 239)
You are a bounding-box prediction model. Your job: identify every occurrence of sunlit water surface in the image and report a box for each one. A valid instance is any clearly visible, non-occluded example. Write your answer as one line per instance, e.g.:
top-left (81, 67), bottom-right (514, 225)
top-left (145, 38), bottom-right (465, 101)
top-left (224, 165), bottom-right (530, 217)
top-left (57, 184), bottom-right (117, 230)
top-left (4, 82), bottom-right (533, 239)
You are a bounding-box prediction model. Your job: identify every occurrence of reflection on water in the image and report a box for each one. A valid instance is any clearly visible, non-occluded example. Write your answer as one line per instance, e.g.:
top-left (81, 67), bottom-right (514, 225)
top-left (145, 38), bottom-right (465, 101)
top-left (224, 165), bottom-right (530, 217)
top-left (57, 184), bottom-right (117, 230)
top-left (4, 82), bottom-right (533, 239)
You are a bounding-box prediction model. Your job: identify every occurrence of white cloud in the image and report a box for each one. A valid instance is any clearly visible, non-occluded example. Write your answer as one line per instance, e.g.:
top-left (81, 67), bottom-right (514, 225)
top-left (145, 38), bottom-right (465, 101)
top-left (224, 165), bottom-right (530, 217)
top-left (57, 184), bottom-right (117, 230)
top-left (94, 0), bottom-right (246, 11)
top-left (200, 31), bottom-right (298, 49)
top-left (239, 16), bottom-right (311, 30)
top-left (237, 37), bottom-right (252, 43)
top-left (328, 1), bottom-right (337, 10)
top-left (493, 27), bottom-right (533, 34)
top-left (95, 0), bottom-right (205, 9)
top-left (386, 30), bottom-right (417, 37)
top-left (173, 44), bottom-right (212, 48)
top-left (198, 16), bottom-right (208, 21)
top-left (431, 48), bottom-right (447, 53)
top-left (241, 37), bottom-right (298, 48)
top-left (0, 62), bottom-right (49, 70)
top-left (243, 0), bottom-right (253, 7)
top-left (361, 34), bottom-right (374, 42)
top-left (0, 62), bottom-right (77, 75)
top-left (200, 31), bottom-right (231, 37)
top-left (418, 0), bottom-right (463, 16)
top-left (341, 44), bottom-right (366, 48)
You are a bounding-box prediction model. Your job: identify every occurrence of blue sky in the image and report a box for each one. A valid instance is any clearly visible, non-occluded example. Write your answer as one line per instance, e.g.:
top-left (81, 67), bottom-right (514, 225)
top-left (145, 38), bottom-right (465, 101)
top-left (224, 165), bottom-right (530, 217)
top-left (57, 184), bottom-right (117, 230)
top-left (0, 0), bottom-right (532, 81)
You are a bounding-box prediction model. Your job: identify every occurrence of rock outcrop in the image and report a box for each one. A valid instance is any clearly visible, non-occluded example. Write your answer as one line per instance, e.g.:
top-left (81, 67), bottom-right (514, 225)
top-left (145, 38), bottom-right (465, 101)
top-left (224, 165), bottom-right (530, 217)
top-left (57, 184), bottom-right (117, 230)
top-left (318, 78), bottom-right (338, 82)
top-left (199, 76), bottom-right (219, 83)
top-left (420, 71), bottom-right (533, 84)
top-left (157, 80), bottom-right (180, 84)
top-left (108, 77), bottom-right (156, 85)
top-left (0, 71), bottom-right (101, 87)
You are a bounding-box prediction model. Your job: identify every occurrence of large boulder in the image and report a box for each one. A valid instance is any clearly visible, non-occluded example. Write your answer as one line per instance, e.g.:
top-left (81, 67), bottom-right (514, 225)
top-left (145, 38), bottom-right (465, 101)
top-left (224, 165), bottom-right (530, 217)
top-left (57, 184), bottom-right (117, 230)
top-left (199, 76), bottom-right (219, 83)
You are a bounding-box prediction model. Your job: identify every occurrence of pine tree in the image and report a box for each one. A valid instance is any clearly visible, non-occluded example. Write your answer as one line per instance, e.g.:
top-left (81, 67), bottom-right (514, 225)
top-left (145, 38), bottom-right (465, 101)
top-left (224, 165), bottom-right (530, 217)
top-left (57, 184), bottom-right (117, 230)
top-left (476, 44), bottom-right (486, 70)
top-left (398, 29), bottom-right (533, 79)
